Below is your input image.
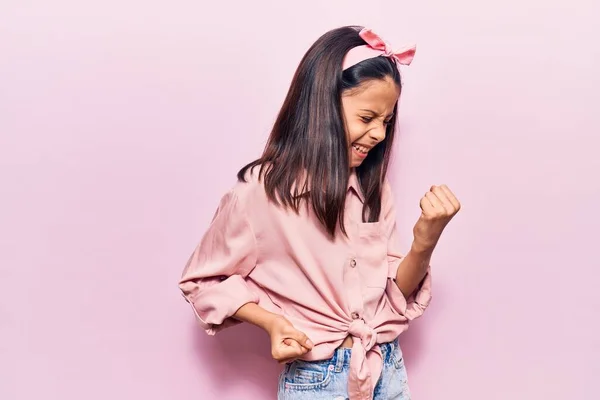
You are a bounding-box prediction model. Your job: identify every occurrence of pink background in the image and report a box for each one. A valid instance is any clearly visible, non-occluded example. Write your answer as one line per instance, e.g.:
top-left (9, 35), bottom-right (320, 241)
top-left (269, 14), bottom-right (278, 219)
top-left (1, 1), bottom-right (599, 399)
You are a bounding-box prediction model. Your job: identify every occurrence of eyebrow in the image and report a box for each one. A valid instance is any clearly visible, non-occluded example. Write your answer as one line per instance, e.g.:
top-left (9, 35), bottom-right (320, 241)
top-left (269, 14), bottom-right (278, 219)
top-left (359, 109), bottom-right (395, 118)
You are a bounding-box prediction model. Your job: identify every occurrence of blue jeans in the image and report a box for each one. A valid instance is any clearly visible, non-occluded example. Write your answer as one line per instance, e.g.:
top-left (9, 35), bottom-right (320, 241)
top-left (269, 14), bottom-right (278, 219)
top-left (277, 340), bottom-right (411, 399)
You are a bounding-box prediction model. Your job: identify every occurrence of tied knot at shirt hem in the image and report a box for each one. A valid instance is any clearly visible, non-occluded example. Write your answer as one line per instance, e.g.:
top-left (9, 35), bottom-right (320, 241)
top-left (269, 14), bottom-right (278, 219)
top-left (347, 318), bottom-right (383, 400)
top-left (348, 318), bottom-right (377, 351)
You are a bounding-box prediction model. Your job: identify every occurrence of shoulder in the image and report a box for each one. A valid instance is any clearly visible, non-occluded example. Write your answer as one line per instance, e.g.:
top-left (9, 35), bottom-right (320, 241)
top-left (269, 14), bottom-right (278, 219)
top-left (208, 171), bottom-right (265, 235)
top-left (222, 165), bottom-right (269, 211)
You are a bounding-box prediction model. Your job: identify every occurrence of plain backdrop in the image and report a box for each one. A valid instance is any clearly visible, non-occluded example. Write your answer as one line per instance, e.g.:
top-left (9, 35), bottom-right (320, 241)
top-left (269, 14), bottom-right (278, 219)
top-left (1, 1), bottom-right (599, 399)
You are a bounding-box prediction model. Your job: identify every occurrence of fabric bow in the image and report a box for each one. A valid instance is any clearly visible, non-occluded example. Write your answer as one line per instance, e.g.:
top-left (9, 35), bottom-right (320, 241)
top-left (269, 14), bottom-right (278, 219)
top-left (342, 28), bottom-right (416, 71)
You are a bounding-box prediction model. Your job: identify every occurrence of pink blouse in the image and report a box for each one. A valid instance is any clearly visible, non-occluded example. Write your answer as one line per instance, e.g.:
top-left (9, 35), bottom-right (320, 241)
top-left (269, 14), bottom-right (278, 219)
top-left (179, 169), bottom-right (432, 400)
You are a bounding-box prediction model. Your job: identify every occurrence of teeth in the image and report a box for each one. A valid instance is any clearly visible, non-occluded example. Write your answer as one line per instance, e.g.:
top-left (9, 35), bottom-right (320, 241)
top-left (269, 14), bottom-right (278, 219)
top-left (353, 144), bottom-right (368, 154)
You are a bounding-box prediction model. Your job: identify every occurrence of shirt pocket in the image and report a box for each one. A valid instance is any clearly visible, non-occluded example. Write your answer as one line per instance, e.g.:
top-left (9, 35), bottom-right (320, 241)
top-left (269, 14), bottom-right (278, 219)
top-left (356, 220), bottom-right (388, 289)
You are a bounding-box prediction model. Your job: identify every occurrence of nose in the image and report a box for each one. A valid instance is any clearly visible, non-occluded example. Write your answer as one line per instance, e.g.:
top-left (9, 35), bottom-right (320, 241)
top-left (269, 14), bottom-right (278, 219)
top-left (368, 123), bottom-right (386, 143)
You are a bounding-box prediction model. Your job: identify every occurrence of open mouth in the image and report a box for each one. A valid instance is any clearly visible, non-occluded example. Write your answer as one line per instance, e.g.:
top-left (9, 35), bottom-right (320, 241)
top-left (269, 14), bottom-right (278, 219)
top-left (352, 144), bottom-right (369, 158)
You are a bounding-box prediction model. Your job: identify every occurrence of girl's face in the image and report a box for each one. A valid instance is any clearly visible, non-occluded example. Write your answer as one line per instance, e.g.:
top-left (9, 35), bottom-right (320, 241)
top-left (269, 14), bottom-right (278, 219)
top-left (341, 76), bottom-right (401, 168)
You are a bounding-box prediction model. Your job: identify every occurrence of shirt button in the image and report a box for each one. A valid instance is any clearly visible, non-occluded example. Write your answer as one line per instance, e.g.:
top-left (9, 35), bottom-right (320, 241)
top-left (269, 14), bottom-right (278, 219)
top-left (351, 312), bottom-right (360, 319)
top-left (350, 258), bottom-right (357, 268)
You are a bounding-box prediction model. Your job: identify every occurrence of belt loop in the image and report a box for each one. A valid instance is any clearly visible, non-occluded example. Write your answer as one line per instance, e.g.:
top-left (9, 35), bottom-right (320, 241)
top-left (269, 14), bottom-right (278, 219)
top-left (286, 361), bottom-right (296, 377)
top-left (381, 341), bottom-right (391, 362)
top-left (334, 348), bottom-right (344, 372)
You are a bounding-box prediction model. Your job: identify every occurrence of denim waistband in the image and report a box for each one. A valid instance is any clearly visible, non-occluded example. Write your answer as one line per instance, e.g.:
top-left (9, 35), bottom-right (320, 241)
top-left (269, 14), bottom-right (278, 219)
top-left (327, 339), bottom-right (399, 372)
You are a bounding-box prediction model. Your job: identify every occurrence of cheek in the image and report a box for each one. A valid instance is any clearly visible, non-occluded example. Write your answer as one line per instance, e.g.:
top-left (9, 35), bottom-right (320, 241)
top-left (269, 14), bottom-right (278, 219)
top-left (346, 121), bottom-right (365, 144)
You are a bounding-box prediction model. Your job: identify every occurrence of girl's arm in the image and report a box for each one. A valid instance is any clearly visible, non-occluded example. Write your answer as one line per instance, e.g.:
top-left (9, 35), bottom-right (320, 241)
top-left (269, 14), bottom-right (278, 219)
top-left (233, 302), bottom-right (279, 331)
top-left (234, 303), bottom-right (314, 362)
top-left (394, 244), bottom-right (432, 297)
top-left (394, 184), bottom-right (460, 297)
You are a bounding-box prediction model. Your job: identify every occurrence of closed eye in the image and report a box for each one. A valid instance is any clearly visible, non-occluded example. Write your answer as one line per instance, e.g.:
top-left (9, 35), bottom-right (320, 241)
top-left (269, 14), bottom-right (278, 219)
top-left (362, 116), bottom-right (392, 125)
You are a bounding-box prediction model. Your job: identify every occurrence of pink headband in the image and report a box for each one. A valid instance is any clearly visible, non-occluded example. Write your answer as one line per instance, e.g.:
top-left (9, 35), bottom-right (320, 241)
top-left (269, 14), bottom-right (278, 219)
top-left (342, 28), bottom-right (416, 71)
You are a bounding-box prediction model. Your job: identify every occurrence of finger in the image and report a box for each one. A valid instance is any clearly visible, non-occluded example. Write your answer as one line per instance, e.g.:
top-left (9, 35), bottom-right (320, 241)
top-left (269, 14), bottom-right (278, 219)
top-left (425, 191), bottom-right (444, 210)
top-left (276, 341), bottom-right (305, 362)
top-left (439, 185), bottom-right (461, 211)
top-left (419, 195), bottom-right (435, 215)
top-left (286, 330), bottom-right (314, 350)
top-left (277, 340), bottom-right (305, 365)
top-left (283, 338), bottom-right (308, 353)
top-left (431, 186), bottom-right (454, 213)
top-left (288, 341), bottom-right (305, 356)
top-left (284, 338), bottom-right (308, 354)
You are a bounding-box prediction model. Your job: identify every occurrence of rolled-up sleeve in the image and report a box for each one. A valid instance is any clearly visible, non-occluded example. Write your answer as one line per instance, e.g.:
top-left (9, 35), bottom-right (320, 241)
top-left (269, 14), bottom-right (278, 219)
top-left (179, 190), bottom-right (259, 335)
top-left (382, 182), bottom-right (432, 321)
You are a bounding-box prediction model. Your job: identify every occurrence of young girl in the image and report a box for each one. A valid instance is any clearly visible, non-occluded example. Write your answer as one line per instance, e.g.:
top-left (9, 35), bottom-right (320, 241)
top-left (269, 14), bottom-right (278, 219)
top-left (179, 26), bottom-right (460, 400)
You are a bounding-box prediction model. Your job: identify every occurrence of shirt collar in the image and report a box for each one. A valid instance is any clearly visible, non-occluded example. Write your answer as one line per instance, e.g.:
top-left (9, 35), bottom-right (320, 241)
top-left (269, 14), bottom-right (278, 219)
top-left (291, 169), bottom-right (365, 203)
top-left (347, 170), bottom-right (365, 202)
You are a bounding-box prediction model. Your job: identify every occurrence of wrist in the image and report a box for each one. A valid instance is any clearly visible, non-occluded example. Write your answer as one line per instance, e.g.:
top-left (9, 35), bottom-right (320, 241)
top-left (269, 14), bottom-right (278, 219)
top-left (410, 239), bottom-right (435, 257)
top-left (260, 312), bottom-right (281, 334)
top-left (234, 303), bottom-right (278, 332)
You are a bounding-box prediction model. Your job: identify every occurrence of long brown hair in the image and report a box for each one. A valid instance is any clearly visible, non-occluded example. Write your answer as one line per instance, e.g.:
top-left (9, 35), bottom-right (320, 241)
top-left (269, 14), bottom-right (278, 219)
top-left (238, 25), bottom-right (402, 236)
